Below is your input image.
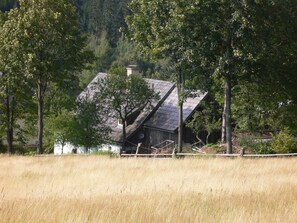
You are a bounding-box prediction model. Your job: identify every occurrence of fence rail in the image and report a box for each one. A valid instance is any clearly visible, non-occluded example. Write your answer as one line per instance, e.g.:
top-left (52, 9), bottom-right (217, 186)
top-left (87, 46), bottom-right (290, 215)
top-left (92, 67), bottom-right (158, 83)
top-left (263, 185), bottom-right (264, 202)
top-left (176, 152), bottom-right (297, 158)
top-left (120, 152), bottom-right (297, 158)
top-left (121, 153), bottom-right (173, 158)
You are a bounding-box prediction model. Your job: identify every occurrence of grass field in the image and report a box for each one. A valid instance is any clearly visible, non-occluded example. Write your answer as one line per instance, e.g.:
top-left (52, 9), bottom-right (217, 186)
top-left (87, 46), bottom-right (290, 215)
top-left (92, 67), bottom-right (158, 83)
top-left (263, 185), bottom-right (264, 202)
top-left (0, 155), bottom-right (296, 223)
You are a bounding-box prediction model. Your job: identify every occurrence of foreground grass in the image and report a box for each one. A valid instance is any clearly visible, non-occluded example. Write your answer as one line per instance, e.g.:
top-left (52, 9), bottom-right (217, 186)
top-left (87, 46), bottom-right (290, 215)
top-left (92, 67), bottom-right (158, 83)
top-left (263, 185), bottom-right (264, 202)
top-left (0, 156), bottom-right (296, 223)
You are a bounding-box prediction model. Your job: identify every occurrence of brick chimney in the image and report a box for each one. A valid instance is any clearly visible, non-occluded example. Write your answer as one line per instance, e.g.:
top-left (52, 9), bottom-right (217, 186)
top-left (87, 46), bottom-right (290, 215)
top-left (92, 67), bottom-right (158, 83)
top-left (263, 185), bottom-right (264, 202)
top-left (126, 65), bottom-right (139, 77)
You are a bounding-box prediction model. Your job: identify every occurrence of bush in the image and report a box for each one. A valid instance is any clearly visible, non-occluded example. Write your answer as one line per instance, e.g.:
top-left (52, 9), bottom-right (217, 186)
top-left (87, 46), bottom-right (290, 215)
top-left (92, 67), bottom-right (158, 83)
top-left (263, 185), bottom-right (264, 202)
top-left (238, 134), bottom-right (275, 154)
top-left (271, 128), bottom-right (297, 154)
top-left (254, 141), bottom-right (275, 154)
top-left (238, 134), bottom-right (258, 149)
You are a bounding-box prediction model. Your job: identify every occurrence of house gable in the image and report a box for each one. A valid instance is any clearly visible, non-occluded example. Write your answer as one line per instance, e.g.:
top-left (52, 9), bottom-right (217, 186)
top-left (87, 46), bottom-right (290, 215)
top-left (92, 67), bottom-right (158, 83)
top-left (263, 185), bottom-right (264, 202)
top-left (144, 88), bottom-right (208, 132)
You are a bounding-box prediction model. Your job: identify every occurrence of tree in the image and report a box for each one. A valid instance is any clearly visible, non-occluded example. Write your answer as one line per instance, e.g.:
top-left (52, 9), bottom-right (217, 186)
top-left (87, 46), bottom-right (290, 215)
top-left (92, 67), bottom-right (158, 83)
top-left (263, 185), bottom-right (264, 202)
top-left (187, 100), bottom-right (221, 145)
top-left (0, 9), bottom-right (32, 154)
top-left (271, 128), bottom-right (297, 154)
top-left (181, 1), bottom-right (263, 154)
top-left (232, 81), bottom-right (270, 134)
top-left (6, 0), bottom-right (92, 154)
top-left (88, 32), bottom-right (114, 73)
top-left (78, 0), bottom-right (131, 47)
top-left (96, 66), bottom-right (159, 151)
top-left (188, 1), bottom-right (297, 152)
top-left (225, 0), bottom-right (297, 136)
top-left (71, 93), bottom-right (111, 152)
top-left (111, 35), bottom-right (140, 68)
top-left (44, 110), bottom-right (76, 154)
top-left (127, 0), bottom-right (199, 153)
top-left (252, 0), bottom-right (297, 133)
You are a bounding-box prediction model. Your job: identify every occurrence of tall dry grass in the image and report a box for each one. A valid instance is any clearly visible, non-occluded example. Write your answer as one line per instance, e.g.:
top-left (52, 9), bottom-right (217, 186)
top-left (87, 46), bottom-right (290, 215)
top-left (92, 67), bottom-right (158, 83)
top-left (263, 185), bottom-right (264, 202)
top-left (0, 155), bottom-right (296, 223)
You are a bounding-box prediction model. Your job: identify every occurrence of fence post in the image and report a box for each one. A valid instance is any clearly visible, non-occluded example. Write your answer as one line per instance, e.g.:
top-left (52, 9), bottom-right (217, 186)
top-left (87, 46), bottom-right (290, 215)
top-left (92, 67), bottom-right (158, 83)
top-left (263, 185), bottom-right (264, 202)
top-left (135, 143), bottom-right (142, 158)
top-left (240, 148), bottom-right (245, 157)
top-left (172, 146), bottom-right (176, 158)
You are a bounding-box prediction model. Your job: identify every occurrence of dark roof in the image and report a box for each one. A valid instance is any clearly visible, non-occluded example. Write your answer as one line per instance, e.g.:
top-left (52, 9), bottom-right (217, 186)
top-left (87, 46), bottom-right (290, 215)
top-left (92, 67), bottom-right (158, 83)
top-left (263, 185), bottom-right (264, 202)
top-left (112, 78), bottom-right (175, 142)
top-left (78, 72), bottom-right (107, 100)
top-left (79, 73), bottom-right (175, 143)
top-left (80, 72), bottom-right (207, 142)
top-left (144, 88), bottom-right (207, 132)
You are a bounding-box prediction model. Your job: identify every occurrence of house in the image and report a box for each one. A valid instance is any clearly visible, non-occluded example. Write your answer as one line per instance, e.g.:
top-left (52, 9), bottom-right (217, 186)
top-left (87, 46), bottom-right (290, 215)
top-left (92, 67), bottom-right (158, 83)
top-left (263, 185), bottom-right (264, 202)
top-left (54, 66), bottom-right (211, 155)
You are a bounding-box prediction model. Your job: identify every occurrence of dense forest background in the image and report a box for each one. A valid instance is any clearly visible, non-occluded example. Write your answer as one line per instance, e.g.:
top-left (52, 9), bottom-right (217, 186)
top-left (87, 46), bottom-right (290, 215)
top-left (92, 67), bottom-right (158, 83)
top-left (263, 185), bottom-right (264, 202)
top-left (0, 0), bottom-right (18, 12)
top-left (1, 0), bottom-right (129, 45)
top-left (1, 0), bottom-right (165, 87)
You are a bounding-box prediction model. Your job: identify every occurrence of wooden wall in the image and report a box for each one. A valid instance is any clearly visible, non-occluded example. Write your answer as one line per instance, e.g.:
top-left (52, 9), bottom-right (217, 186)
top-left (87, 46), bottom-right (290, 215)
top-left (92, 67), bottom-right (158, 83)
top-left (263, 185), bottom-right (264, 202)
top-left (145, 128), bottom-right (178, 147)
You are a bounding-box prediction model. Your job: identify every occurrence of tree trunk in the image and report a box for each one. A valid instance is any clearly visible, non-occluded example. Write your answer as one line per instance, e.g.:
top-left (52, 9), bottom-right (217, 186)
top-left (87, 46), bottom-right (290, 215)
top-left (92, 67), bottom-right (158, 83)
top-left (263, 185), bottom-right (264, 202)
top-left (7, 127), bottom-right (13, 155)
top-left (6, 94), bottom-right (13, 155)
top-left (61, 143), bottom-right (64, 155)
top-left (121, 119), bottom-right (126, 154)
top-left (37, 82), bottom-right (44, 154)
top-left (225, 3), bottom-right (233, 154)
top-left (206, 131), bottom-right (211, 145)
top-left (195, 133), bottom-right (205, 147)
top-left (225, 77), bottom-right (232, 154)
top-left (221, 92), bottom-right (226, 143)
top-left (177, 68), bottom-right (184, 153)
top-left (178, 100), bottom-right (183, 153)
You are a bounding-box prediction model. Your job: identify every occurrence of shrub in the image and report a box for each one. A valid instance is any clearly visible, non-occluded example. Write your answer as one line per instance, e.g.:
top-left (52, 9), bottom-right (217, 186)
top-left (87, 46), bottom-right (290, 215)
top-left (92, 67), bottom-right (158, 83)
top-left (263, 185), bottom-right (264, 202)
top-left (254, 141), bottom-right (274, 154)
top-left (238, 134), bottom-right (257, 149)
top-left (271, 128), bottom-right (297, 154)
top-left (238, 134), bottom-right (275, 154)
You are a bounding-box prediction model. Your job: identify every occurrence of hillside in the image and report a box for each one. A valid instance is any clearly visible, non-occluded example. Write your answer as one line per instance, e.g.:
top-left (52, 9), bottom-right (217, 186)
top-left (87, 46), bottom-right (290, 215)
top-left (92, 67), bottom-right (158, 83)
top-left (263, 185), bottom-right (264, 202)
top-left (75, 0), bottom-right (131, 47)
top-left (1, 0), bottom-right (130, 47)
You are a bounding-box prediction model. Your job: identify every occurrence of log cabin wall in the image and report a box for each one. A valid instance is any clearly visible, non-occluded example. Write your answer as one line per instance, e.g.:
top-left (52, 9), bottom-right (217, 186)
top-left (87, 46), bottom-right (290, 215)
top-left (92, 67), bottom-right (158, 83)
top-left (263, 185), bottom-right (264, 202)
top-left (145, 128), bottom-right (178, 148)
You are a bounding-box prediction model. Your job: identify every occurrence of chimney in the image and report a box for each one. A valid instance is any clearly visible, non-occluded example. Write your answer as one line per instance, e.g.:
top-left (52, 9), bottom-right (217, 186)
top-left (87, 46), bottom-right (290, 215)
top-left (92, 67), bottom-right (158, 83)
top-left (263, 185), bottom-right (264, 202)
top-left (126, 65), bottom-right (139, 77)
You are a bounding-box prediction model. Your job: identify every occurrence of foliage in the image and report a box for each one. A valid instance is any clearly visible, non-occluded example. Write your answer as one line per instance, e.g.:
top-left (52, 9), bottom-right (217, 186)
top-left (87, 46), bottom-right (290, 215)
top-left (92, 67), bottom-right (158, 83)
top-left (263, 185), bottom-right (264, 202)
top-left (2, 0), bottom-right (93, 154)
top-left (79, 34), bottom-right (153, 89)
top-left (112, 35), bottom-right (141, 68)
top-left (271, 128), bottom-right (297, 154)
top-left (0, 8), bottom-right (34, 153)
top-left (127, 0), bottom-right (200, 153)
top-left (238, 135), bottom-right (274, 154)
top-left (77, 0), bottom-right (131, 47)
top-left (253, 142), bottom-right (274, 155)
top-left (88, 32), bottom-right (114, 73)
top-left (187, 99), bottom-right (221, 144)
top-left (238, 134), bottom-right (258, 149)
top-left (43, 110), bottom-right (76, 154)
top-left (232, 82), bottom-right (272, 134)
top-left (70, 93), bottom-right (111, 152)
top-left (126, 0), bottom-right (265, 154)
top-left (231, 0), bottom-right (297, 134)
top-left (127, 0), bottom-right (297, 154)
top-left (95, 66), bottom-right (159, 146)
top-left (44, 80), bottom-right (80, 115)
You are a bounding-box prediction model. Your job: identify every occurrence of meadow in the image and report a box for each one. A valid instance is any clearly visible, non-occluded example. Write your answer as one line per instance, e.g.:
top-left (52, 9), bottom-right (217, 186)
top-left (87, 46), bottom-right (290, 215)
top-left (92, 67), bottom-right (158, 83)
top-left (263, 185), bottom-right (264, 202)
top-left (0, 155), bottom-right (296, 223)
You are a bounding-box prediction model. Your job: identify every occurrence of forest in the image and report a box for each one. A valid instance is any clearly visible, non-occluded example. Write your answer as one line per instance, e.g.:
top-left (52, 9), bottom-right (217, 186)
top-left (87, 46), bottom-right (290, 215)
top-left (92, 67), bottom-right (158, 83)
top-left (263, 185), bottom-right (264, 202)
top-left (0, 0), bottom-right (297, 155)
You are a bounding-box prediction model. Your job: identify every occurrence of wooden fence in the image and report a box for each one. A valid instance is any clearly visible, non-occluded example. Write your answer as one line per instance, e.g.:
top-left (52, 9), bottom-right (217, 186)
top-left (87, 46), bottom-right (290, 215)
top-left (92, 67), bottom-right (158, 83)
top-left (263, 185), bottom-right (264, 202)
top-left (121, 152), bottom-right (297, 158)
